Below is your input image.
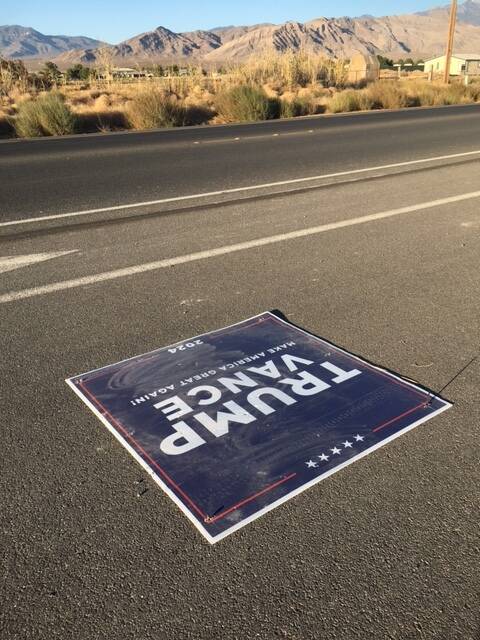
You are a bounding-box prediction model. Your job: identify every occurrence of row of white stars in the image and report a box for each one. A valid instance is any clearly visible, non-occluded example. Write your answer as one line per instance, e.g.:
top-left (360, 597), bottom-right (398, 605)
top-left (305, 434), bottom-right (365, 468)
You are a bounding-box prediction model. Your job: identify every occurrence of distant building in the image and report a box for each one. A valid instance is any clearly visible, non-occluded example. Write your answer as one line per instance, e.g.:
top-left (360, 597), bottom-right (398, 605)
top-left (347, 53), bottom-right (380, 84)
top-left (424, 53), bottom-right (480, 76)
top-left (112, 68), bottom-right (153, 79)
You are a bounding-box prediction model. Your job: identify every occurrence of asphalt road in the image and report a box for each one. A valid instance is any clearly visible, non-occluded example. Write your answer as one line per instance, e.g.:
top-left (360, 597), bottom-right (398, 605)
top-left (1, 109), bottom-right (480, 639)
top-left (1, 103), bottom-right (480, 223)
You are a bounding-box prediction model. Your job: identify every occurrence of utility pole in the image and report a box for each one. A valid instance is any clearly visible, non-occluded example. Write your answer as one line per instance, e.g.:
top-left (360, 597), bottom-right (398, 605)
top-left (444, 0), bottom-right (458, 83)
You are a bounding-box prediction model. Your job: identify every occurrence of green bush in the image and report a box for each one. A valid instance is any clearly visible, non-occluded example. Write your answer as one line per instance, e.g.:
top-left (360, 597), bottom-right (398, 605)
top-left (38, 61), bottom-right (62, 88)
top-left (14, 93), bottom-right (76, 137)
top-left (66, 63), bottom-right (91, 81)
top-left (127, 91), bottom-right (187, 129)
top-left (215, 85), bottom-right (280, 122)
top-left (13, 101), bottom-right (42, 137)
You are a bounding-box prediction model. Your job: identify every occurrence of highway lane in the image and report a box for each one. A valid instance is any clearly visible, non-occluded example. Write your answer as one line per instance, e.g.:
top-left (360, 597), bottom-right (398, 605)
top-left (1, 159), bottom-right (480, 294)
top-left (1, 158), bottom-right (480, 639)
top-left (1, 103), bottom-right (480, 223)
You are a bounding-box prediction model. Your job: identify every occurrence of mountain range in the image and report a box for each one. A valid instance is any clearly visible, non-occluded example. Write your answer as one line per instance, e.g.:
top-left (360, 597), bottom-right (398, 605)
top-left (0, 25), bottom-right (104, 59)
top-left (420, 0), bottom-right (480, 23)
top-left (1, 1), bottom-right (480, 66)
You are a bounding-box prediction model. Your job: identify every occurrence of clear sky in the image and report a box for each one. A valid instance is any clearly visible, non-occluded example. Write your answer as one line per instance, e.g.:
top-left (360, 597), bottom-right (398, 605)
top-left (1, 1), bottom-right (443, 43)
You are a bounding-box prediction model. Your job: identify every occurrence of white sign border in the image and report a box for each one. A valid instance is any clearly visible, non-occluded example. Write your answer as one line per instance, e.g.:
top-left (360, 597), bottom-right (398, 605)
top-left (66, 311), bottom-right (452, 544)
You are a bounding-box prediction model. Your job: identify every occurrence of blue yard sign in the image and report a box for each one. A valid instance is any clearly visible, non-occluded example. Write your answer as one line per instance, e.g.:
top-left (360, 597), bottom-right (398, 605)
top-left (67, 312), bottom-right (450, 543)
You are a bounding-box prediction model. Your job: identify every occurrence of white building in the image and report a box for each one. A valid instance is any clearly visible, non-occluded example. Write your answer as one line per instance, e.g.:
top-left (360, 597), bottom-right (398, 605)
top-left (424, 53), bottom-right (480, 76)
top-left (112, 68), bottom-right (153, 79)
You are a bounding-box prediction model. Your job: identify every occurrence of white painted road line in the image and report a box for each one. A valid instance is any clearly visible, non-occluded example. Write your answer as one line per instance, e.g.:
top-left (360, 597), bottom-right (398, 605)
top-left (1, 149), bottom-right (480, 228)
top-left (2, 190), bottom-right (480, 304)
top-left (0, 251), bottom-right (77, 274)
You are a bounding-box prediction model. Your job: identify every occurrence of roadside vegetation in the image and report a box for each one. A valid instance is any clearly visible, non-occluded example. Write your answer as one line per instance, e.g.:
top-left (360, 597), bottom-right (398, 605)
top-left (14, 92), bottom-right (76, 137)
top-left (126, 90), bottom-right (187, 129)
top-left (215, 85), bottom-right (280, 122)
top-left (328, 80), bottom-right (480, 113)
top-left (1, 53), bottom-right (479, 138)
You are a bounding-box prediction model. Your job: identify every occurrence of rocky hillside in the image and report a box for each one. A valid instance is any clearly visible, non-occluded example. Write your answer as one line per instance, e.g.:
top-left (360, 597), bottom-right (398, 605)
top-left (54, 24), bottom-right (272, 65)
top-left (3, 2), bottom-right (480, 66)
top-left (420, 0), bottom-right (480, 25)
top-left (458, 0), bottom-right (480, 24)
top-left (328, 11), bottom-right (480, 58)
top-left (0, 25), bottom-right (104, 59)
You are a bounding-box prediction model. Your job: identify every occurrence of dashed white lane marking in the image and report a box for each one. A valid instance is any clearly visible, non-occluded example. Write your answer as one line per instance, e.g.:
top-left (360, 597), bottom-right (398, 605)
top-left (1, 149), bottom-right (480, 228)
top-left (2, 190), bottom-right (480, 304)
top-left (0, 251), bottom-right (77, 274)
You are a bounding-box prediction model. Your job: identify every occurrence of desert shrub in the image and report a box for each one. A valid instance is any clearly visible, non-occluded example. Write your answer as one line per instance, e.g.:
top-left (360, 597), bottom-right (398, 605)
top-left (328, 90), bottom-right (363, 113)
top-left (215, 85), bottom-right (280, 122)
top-left (442, 83), bottom-right (471, 105)
top-left (12, 101), bottom-right (42, 136)
top-left (93, 94), bottom-right (112, 110)
top-left (280, 96), bottom-right (319, 117)
top-left (326, 80), bottom-right (479, 113)
top-left (14, 92), bottom-right (76, 137)
top-left (66, 64), bottom-right (91, 82)
top-left (412, 84), bottom-right (439, 106)
top-left (282, 52), bottom-right (311, 88)
top-left (280, 99), bottom-right (301, 118)
top-left (411, 83), bottom-right (461, 107)
top-left (466, 83), bottom-right (480, 101)
top-left (38, 61), bottom-right (62, 89)
top-left (0, 58), bottom-right (30, 95)
top-left (364, 81), bottom-right (408, 110)
top-left (127, 90), bottom-right (186, 129)
top-left (227, 52), bottom-right (348, 90)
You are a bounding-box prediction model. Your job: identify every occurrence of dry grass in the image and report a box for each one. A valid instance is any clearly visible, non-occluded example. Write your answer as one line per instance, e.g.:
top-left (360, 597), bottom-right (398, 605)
top-left (2, 54), bottom-right (480, 138)
top-left (126, 90), bottom-right (187, 129)
top-left (327, 80), bottom-right (480, 114)
top-left (224, 51), bottom-right (348, 90)
top-left (363, 81), bottom-right (411, 109)
top-left (328, 90), bottom-right (364, 113)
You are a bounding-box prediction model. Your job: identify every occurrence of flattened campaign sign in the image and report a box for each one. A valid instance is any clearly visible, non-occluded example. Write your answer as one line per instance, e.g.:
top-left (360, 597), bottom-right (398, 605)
top-left (67, 312), bottom-right (451, 543)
